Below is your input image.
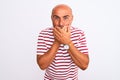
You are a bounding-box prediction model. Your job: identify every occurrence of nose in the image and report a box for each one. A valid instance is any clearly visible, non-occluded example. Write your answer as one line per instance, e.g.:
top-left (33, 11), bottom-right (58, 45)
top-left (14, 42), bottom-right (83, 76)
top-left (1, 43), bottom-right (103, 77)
top-left (59, 19), bottom-right (64, 28)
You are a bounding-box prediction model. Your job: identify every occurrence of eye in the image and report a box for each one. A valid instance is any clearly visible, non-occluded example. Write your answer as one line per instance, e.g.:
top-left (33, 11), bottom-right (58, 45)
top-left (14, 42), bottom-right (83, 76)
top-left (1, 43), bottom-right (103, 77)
top-left (53, 15), bottom-right (59, 20)
top-left (63, 15), bottom-right (69, 20)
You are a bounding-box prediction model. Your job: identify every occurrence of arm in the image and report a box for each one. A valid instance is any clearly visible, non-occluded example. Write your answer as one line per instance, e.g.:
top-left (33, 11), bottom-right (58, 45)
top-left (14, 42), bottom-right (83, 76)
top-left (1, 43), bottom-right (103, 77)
top-left (68, 42), bottom-right (89, 70)
top-left (37, 41), bottom-right (60, 70)
top-left (53, 26), bottom-right (89, 70)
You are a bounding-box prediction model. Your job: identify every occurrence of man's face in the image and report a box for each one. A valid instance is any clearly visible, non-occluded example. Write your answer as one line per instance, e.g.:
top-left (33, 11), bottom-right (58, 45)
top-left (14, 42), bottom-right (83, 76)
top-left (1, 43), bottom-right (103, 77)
top-left (51, 6), bottom-right (73, 29)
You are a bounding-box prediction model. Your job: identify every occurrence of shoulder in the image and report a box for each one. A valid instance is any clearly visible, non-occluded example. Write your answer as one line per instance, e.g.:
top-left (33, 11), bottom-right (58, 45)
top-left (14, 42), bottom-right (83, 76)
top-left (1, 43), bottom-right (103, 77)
top-left (39, 27), bottom-right (53, 35)
top-left (71, 26), bottom-right (84, 35)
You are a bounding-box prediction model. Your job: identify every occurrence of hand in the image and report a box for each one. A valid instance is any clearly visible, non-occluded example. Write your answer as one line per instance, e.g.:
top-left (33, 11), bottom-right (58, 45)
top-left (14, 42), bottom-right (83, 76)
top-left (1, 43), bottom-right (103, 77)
top-left (53, 26), bottom-right (71, 44)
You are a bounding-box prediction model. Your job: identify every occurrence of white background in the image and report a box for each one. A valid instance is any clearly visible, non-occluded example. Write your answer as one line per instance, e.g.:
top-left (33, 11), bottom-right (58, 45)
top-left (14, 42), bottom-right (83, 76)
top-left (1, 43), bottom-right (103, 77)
top-left (0, 0), bottom-right (120, 80)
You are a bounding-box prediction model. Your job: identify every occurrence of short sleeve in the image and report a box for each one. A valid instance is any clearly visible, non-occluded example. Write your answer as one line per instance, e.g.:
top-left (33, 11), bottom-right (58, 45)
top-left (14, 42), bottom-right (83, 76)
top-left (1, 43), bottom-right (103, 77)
top-left (36, 31), bottom-right (48, 55)
top-left (77, 31), bottom-right (89, 54)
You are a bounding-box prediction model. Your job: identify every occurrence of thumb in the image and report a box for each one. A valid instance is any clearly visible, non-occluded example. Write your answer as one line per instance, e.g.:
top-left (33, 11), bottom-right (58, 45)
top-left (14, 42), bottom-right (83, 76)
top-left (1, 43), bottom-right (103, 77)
top-left (67, 27), bottom-right (71, 33)
top-left (62, 26), bottom-right (67, 32)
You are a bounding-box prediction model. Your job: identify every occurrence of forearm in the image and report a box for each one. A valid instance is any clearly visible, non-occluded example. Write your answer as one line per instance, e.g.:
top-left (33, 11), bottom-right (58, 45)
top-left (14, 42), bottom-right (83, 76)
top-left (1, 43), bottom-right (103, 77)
top-left (37, 41), bottom-right (60, 70)
top-left (68, 42), bottom-right (89, 70)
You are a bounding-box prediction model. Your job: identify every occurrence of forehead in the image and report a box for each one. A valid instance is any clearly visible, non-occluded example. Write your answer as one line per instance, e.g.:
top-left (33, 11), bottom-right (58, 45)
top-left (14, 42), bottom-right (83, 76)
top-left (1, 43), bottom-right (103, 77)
top-left (52, 5), bottom-right (72, 16)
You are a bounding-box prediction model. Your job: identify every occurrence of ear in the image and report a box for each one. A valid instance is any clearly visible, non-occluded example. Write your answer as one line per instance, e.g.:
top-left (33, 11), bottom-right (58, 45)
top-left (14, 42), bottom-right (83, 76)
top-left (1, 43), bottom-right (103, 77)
top-left (51, 15), bottom-right (53, 20)
top-left (51, 15), bottom-right (55, 27)
top-left (71, 15), bottom-right (73, 22)
top-left (69, 15), bottom-right (73, 25)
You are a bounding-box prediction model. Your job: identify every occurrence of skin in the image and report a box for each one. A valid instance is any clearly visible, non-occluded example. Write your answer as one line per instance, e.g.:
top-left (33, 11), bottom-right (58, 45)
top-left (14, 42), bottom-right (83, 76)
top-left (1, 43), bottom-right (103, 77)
top-left (37, 4), bottom-right (89, 70)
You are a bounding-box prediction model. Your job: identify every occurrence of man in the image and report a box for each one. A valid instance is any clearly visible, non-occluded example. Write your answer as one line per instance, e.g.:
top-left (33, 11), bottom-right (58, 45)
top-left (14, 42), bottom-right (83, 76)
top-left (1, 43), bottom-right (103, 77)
top-left (36, 4), bottom-right (89, 80)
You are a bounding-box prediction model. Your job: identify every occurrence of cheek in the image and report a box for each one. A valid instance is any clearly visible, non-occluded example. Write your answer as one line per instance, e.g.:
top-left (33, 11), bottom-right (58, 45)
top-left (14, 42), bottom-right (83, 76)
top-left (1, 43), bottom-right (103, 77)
top-left (65, 21), bottom-right (71, 26)
top-left (68, 20), bottom-right (72, 25)
top-left (53, 20), bottom-right (59, 25)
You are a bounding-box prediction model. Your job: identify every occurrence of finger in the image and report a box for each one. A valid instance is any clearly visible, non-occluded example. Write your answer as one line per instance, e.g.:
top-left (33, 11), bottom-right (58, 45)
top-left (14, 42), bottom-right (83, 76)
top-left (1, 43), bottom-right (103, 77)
top-left (67, 26), bottom-right (70, 32)
top-left (54, 31), bottom-right (62, 42)
top-left (56, 27), bottom-right (62, 33)
top-left (53, 28), bottom-right (62, 38)
top-left (62, 26), bottom-right (67, 32)
top-left (53, 28), bottom-right (59, 34)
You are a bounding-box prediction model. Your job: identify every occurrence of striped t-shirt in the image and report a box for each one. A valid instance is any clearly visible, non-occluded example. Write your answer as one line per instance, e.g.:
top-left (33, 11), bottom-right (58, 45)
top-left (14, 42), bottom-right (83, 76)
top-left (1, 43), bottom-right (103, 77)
top-left (37, 27), bottom-right (88, 80)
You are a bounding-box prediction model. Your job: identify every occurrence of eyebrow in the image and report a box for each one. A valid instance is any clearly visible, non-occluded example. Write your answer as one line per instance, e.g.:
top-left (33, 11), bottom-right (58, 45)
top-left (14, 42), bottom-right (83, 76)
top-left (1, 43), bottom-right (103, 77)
top-left (52, 15), bottom-right (59, 18)
top-left (52, 15), bottom-right (70, 18)
top-left (63, 15), bottom-right (70, 18)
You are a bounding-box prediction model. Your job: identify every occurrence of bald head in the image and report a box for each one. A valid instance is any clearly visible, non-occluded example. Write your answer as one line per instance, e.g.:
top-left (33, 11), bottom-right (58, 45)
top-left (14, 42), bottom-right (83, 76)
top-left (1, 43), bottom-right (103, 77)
top-left (51, 4), bottom-right (73, 28)
top-left (52, 4), bottom-right (73, 16)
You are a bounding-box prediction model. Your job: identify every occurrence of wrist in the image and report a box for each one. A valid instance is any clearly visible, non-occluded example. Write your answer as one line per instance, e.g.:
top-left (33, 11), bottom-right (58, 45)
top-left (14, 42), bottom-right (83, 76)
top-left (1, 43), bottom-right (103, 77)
top-left (68, 40), bottom-right (72, 46)
top-left (64, 41), bottom-right (73, 50)
top-left (54, 40), bottom-right (60, 46)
